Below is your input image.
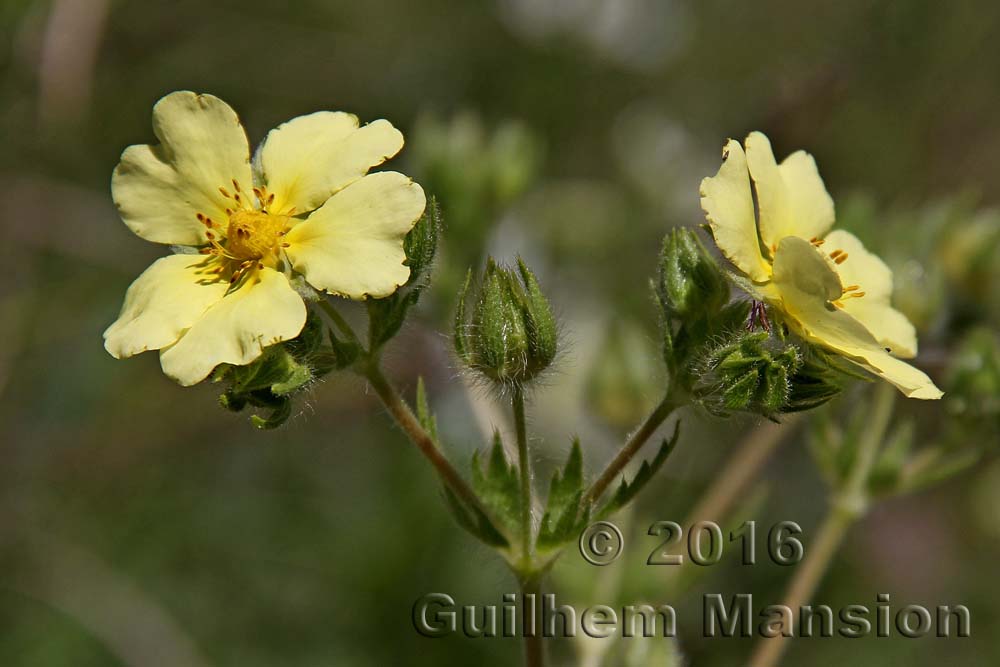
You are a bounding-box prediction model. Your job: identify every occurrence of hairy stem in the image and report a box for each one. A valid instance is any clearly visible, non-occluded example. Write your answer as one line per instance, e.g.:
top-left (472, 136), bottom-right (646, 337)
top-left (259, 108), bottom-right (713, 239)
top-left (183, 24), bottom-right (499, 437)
top-left (747, 384), bottom-right (895, 667)
top-left (363, 361), bottom-right (494, 530)
top-left (583, 396), bottom-right (676, 506)
top-left (512, 385), bottom-right (533, 565)
top-left (519, 573), bottom-right (546, 667)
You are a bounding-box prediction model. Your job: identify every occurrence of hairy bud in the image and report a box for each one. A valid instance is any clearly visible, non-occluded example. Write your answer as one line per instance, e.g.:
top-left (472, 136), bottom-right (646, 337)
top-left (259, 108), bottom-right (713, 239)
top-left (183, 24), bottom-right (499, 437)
top-left (454, 257), bottom-right (557, 385)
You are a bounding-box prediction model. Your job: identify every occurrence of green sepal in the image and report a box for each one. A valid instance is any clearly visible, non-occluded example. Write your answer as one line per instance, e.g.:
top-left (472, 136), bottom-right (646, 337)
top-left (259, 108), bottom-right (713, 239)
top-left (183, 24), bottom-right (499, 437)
top-left (367, 289), bottom-right (420, 350)
top-left (722, 371), bottom-right (762, 410)
top-left (404, 196), bottom-right (442, 287)
top-left (656, 227), bottom-right (728, 320)
top-left (249, 396), bottom-right (292, 430)
top-left (516, 256), bottom-right (558, 370)
top-left (328, 326), bottom-right (360, 370)
top-left (453, 269), bottom-right (473, 362)
top-left (365, 197), bottom-right (443, 350)
top-left (598, 421), bottom-right (681, 517)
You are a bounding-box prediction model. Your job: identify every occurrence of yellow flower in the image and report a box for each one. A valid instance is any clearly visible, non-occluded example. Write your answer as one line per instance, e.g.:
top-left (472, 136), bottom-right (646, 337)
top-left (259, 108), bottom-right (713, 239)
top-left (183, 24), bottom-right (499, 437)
top-left (700, 131), bottom-right (942, 399)
top-left (104, 91), bottom-right (426, 385)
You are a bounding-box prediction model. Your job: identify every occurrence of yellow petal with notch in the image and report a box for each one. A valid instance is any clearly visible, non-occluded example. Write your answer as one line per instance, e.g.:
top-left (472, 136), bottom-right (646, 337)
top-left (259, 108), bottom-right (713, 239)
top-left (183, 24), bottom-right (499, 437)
top-left (258, 111), bottom-right (404, 216)
top-left (823, 230), bottom-right (917, 357)
top-left (700, 138), bottom-right (770, 282)
top-left (159, 267), bottom-right (306, 386)
top-left (745, 132), bottom-right (834, 251)
top-left (112, 91), bottom-right (252, 246)
top-left (772, 237), bottom-right (941, 399)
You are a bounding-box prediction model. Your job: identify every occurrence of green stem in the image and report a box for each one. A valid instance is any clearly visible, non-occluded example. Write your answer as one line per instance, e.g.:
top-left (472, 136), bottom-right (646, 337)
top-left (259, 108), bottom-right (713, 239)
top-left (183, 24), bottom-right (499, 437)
top-left (582, 395), bottom-right (676, 506)
top-left (746, 384), bottom-right (895, 667)
top-left (362, 361), bottom-right (494, 531)
top-left (519, 573), bottom-right (545, 667)
top-left (512, 385), bottom-right (533, 566)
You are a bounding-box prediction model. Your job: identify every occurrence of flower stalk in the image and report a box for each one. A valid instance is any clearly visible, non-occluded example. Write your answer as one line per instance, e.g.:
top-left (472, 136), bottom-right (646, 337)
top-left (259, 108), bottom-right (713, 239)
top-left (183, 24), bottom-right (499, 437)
top-left (747, 384), bottom-right (895, 667)
top-left (512, 385), bottom-right (534, 567)
top-left (361, 360), bottom-right (495, 530)
top-left (582, 394), bottom-right (677, 506)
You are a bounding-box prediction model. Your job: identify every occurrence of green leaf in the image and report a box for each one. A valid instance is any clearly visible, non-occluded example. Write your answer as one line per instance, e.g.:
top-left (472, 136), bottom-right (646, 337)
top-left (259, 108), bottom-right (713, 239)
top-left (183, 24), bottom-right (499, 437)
top-left (599, 421), bottom-right (681, 517)
top-left (537, 439), bottom-right (589, 550)
top-left (868, 420), bottom-right (915, 495)
top-left (415, 377), bottom-right (439, 444)
top-left (443, 487), bottom-right (510, 548)
top-left (898, 447), bottom-right (982, 496)
top-left (471, 431), bottom-right (523, 538)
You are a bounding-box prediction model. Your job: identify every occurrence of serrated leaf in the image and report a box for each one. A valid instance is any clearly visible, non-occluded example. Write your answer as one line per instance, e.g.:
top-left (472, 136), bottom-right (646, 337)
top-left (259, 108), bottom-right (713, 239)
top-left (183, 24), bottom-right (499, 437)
top-left (415, 377), bottom-right (439, 443)
top-left (599, 421), bottom-right (681, 517)
top-left (471, 431), bottom-right (522, 538)
top-left (868, 419), bottom-right (915, 495)
top-left (537, 439), bottom-right (588, 549)
top-left (443, 487), bottom-right (509, 548)
top-left (899, 447), bottom-right (982, 496)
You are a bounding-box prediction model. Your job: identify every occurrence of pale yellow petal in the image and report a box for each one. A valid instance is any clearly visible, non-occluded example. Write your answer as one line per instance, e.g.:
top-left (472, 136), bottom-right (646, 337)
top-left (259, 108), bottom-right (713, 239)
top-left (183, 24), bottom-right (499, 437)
top-left (780, 150), bottom-right (835, 241)
top-left (699, 139), bottom-right (770, 282)
top-left (700, 139), bottom-right (770, 282)
top-left (258, 111), bottom-right (404, 215)
top-left (836, 302), bottom-right (917, 358)
top-left (284, 171), bottom-right (426, 299)
top-left (104, 254), bottom-right (228, 358)
top-left (823, 230), bottom-right (917, 357)
top-left (770, 236), bottom-right (843, 302)
top-left (112, 91), bottom-right (253, 245)
top-left (823, 230), bottom-right (892, 299)
top-left (745, 132), bottom-right (834, 250)
top-left (159, 268), bottom-right (306, 386)
top-left (772, 237), bottom-right (941, 399)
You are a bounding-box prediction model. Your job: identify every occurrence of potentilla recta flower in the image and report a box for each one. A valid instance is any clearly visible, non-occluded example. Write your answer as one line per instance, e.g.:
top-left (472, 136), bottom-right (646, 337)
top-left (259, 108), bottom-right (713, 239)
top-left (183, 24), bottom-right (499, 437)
top-left (104, 91), bottom-right (426, 385)
top-left (700, 131), bottom-right (942, 399)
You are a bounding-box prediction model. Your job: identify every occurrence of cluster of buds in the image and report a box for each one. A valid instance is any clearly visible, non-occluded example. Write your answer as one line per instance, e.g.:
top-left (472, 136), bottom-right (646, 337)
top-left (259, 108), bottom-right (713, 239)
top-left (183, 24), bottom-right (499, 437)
top-left (215, 311), bottom-right (353, 429)
top-left (453, 257), bottom-right (557, 386)
top-left (655, 227), bottom-right (845, 416)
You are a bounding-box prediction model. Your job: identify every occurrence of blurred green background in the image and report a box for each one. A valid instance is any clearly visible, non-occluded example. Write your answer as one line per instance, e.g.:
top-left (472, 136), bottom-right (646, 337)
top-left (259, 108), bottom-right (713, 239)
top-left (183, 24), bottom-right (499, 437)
top-left (1, 1), bottom-right (999, 665)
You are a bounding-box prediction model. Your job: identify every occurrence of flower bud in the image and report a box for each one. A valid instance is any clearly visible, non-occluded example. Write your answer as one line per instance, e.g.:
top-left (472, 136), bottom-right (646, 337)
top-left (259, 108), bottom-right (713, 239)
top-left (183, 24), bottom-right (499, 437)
top-left (693, 331), bottom-right (847, 418)
top-left (454, 257), bottom-right (557, 385)
top-left (215, 311), bottom-right (343, 428)
top-left (656, 228), bottom-right (728, 321)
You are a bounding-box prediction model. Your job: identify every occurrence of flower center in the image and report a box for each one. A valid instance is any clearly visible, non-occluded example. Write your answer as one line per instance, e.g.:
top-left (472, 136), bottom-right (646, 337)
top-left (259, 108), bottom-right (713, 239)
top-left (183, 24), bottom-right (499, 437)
top-left (225, 210), bottom-right (289, 261)
top-left (195, 181), bottom-right (292, 286)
